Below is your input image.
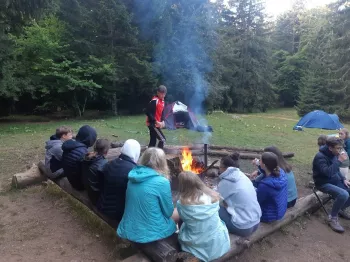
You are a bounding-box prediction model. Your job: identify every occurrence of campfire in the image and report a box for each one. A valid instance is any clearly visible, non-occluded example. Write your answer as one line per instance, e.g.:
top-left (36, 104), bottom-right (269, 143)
top-left (180, 147), bottom-right (205, 174)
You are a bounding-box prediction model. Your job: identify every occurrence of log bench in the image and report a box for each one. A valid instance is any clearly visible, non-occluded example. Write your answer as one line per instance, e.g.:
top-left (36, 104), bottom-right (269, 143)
top-left (13, 161), bottom-right (329, 262)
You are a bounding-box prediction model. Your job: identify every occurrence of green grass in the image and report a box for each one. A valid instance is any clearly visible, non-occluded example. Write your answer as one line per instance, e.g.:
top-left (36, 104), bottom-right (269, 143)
top-left (0, 108), bottom-right (346, 190)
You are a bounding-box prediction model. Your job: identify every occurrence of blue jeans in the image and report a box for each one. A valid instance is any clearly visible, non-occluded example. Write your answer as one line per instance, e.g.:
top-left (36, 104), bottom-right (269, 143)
top-left (318, 182), bottom-right (350, 217)
top-left (219, 206), bottom-right (259, 237)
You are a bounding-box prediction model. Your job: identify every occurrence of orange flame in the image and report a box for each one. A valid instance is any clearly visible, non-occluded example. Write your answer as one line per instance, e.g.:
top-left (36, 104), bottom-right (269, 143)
top-left (181, 147), bottom-right (203, 174)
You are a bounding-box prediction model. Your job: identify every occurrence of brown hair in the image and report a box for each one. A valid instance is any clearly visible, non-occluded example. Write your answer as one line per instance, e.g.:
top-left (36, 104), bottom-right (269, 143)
top-left (56, 126), bottom-right (72, 139)
top-left (326, 136), bottom-right (344, 148)
top-left (178, 171), bottom-right (220, 205)
top-left (264, 146), bottom-right (292, 173)
top-left (220, 152), bottom-right (240, 168)
top-left (139, 148), bottom-right (169, 179)
top-left (261, 152), bottom-right (280, 177)
top-left (157, 85), bottom-right (167, 93)
top-left (317, 135), bottom-right (327, 147)
top-left (340, 128), bottom-right (349, 139)
top-left (94, 139), bottom-right (110, 155)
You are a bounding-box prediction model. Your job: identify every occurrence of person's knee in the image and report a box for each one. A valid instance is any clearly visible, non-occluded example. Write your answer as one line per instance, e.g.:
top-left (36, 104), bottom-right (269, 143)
top-left (337, 189), bottom-right (349, 202)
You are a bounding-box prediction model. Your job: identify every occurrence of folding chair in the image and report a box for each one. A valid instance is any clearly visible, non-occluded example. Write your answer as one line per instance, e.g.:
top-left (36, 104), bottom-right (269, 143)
top-left (312, 186), bottom-right (332, 216)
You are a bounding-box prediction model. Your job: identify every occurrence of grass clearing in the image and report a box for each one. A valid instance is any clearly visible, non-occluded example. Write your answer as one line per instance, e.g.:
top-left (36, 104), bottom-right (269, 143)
top-left (0, 108), bottom-right (346, 191)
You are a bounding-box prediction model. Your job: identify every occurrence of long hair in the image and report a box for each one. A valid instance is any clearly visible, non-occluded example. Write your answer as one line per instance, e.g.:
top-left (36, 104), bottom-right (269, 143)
top-left (261, 152), bottom-right (280, 177)
top-left (178, 171), bottom-right (220, 205)
top-left (139, 148), bottom-right (169, 179)
top-left (264, 146), bottom-right (292, 173)
top-left (220, 152), bottom-right (240, 168)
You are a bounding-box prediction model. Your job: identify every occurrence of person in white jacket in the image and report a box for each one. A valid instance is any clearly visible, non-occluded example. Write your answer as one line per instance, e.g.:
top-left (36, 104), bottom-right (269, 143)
top-left (218, 152), bottom-right (262, 237)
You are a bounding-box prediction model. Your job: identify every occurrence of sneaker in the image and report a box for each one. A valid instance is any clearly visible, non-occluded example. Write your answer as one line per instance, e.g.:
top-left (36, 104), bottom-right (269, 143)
top-left (328, 216), bottom-right (345, 233)
top-left (339, 210), bottom-right (350, 220)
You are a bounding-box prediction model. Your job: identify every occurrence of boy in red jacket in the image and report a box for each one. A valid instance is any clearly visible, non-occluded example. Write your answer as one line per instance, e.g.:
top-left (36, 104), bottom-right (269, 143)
top-left (145, 85), bottom-right (167, 148)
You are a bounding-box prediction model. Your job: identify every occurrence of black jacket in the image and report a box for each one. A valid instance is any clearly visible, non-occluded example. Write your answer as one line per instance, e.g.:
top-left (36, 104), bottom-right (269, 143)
top-left (62, 125), bottom-right (97, 191)
top-left (313, 145), bottom-right (344, 187)
top-left (82, 154), bottom-right (108, 205)
top-left (97, 154), bottom-right (137, 221)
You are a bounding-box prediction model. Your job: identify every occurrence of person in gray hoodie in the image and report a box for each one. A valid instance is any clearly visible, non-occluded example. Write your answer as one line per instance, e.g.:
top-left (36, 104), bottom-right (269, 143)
top-left (45, 126), bottom-right (73, 180)
top-left (218, 153), bottom-right (262, 237)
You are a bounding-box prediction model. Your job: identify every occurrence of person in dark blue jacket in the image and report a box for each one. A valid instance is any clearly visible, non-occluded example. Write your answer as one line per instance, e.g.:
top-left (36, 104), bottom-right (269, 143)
top-left (82, 138), bottom-right (110, 205)
top-left (254, 152), bottom-right (288, 223)
top-left (62, 125), bottom-right (97, 191)
top-left (313, 136), bottom-right (350, 233)
top-left (97, 139), bottom-right (141, 222)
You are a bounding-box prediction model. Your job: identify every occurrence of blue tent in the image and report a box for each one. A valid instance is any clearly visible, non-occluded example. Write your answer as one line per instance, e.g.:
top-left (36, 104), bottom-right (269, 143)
top-left (294, 110), bottom-right (344, 130)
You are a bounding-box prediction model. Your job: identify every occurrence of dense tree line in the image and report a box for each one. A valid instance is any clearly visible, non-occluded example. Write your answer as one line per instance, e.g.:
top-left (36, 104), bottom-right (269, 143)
top-left (0, 0), bottom-right (349, 117)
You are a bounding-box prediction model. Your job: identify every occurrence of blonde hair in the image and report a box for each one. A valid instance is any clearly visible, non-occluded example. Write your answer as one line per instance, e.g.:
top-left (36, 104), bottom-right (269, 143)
top-left (340, 128), bottom-right (349, 139)
top-left (178, 171), bottom-right (220, 205)
top-left (139, 148), bottom-right (169, 179)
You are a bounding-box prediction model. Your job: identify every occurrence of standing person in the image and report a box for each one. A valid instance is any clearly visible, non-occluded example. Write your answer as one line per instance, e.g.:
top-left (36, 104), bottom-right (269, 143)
top-left (62, 125), bottom-right (97, 191)
top-left (254, 152), bottom-right (288, 223)
top-left (217, 153), bottom-right (261, 237)
top-left (45, 126), bottom-right (73, 180)
top-left (117, 148), bottom-right (177, 244)
top-left (339, 129), bottom-right (350, 179)
top-left (98, 139), bottom-right (141, 222)
top-left (264, 146), bottom-right (298, 208)
top-left (313, 137), bottom-right (350, 233)
top-left (81, 139), bottom-right (110, 205)
top-left (177, 171), bottom-right (230, 262)
top-left (145, 85), bottom-right (167, 149)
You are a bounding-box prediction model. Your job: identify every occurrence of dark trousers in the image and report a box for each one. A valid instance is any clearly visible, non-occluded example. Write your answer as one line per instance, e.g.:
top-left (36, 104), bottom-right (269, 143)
top-left (318, 182), bottom-right (350, 217)
top-left (148, 126), bottom-right (166, 149)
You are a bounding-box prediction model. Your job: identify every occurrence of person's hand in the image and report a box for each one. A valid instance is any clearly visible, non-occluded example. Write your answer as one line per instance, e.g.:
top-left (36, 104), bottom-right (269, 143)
top-left (338, 151), bottom-right (348, 162)
top-left (344, 180), bottom-right (350, 188)
top-left (155, 121), bottom-right (162, 128)
top-left (252, 158), bottom-right (260, 166)
top-left (249, 170), bottom-right (259, 180)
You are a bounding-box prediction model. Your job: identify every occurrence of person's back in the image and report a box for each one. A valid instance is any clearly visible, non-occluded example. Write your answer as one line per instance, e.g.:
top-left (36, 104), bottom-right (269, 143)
top-left (98, 139), bottom-right (140, 221)
top-left (45, 126), bottom-right (73, 179)
top-left (218, 167), bottom-right (261, 230)
top-left (177, 172), bottom-right (230, 262)
top-left (117, 165), bottom-right (176, 243)
top-left (82, 139), bottom-right (110, 205)
top-left (257, 171), bottom-right (287, 222)
top-left (62, 125), bottom-right (97, 191)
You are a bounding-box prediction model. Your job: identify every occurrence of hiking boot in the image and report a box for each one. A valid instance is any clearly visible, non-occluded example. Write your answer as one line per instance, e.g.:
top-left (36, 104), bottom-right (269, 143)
top-left (328, 216), bottom-right (345, 233)
top-left (339, 210), bottom-right (350, 220)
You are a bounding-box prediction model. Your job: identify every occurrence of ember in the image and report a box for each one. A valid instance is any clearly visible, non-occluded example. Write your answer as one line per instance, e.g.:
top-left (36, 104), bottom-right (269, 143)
top-left (181, 147), bottom-right (205, 174)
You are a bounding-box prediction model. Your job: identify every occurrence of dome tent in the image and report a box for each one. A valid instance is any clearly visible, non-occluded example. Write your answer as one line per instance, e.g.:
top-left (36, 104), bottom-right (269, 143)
top-left (294, 110), bottom-right (344, 130)
top-left (163, 101), bottom-right (213, 132)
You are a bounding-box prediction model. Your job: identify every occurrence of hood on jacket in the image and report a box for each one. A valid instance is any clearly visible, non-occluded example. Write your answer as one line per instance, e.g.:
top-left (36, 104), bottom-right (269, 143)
top-left (319, 145), bottom-right (336, 158)
top-left (128, 166), bottom-right (161, 183)
top-left (45, 139), bottom-right (62, 150)
top-left (62, 139), bottom-right (87, 152)
top-left (177, 200), bottom-right (219, 221)
top-left (219, 167), bottom-right (242, 182)
top-left (121, 139), bottom-right (141, 163)
top-left (76, 125), bottom-right (97, 147)
top-left (260, 169), bottom-right (287, 190)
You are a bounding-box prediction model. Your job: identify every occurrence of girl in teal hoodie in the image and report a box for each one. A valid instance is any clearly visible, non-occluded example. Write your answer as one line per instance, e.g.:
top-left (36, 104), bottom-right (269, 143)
top-left (117, 148), bottom-right (177, 243)
top-left (177, 171), bottom-right (230, 262)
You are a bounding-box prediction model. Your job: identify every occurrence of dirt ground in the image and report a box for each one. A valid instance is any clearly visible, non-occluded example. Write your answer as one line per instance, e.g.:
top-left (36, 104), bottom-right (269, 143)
top-left (1, 186), bottom-right (350, 262)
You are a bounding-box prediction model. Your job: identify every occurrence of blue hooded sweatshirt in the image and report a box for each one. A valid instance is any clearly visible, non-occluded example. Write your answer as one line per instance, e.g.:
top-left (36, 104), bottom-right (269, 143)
top-left (255, 169), bottom-right (288, 223)
top-left (177, 199), bottom-right (230, 262)
top-left (117, 166), bottom-right (176, 243)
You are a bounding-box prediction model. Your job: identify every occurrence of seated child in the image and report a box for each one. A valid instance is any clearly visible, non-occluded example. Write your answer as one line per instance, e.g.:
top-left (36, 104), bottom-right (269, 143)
top-left (62, 125), bottom-right (97, 191)
top-left (177, 171), bottom-right (230, 262)
top-left (264, 146), bottom-right (298, 208)
top-left (218, 153), bottom-right (261, 237)
top-left (254, 152), bottom-right (288, 223)
top-left (82, 139), bottom-right (110, 205)
top-left (45, 126), bottom-right (73, 179)
top-left (98, 139), bottom-right (141, 222)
